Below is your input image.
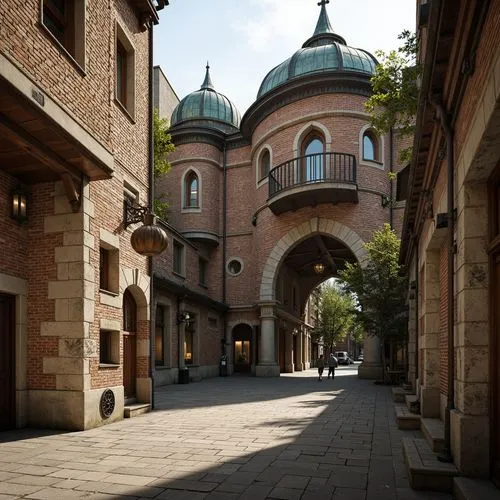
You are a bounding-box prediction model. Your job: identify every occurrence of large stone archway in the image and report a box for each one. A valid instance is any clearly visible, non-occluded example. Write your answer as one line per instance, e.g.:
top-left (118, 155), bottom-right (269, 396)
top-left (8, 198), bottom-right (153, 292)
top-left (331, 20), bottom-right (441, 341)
top-left (259, 217), bottom-right (368, 302)
top-left (256, 218), bottom-right (378, 377)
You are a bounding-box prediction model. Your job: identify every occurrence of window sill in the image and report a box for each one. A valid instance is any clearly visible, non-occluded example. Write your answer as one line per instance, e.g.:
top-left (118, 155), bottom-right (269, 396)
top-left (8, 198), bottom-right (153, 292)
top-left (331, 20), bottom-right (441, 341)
top-left (155, 365), bottom-right (170, 370)
top-left (114, 98), bottom-right (136, 124)
top-left (39, 23), bottom-right (86, 76)
top-left (360, 160), bottom-right (384, 169)
top-left (257, 177), bottom-right (269, 188)
top-left (99, 363), bottom-right (120, 369)
top-left (172, 271), bottom-right (186, 279)
top-left (181, 207), bottom-right (202, 214)
top-left (198, 283), bottom-right (208, 289)
top-left (100, 289), bottom-right (119, 297)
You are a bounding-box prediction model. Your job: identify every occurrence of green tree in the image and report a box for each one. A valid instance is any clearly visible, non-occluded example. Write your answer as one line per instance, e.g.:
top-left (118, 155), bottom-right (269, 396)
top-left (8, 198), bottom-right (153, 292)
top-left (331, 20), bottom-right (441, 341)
top-left (317, 282), bottom-right (358, 353)
top-left (153, 109), bottom-right (175, 220)
top-left (365, 30), bottom-right (419, 164)
top-left (338, 224), bottom-right (408, 379)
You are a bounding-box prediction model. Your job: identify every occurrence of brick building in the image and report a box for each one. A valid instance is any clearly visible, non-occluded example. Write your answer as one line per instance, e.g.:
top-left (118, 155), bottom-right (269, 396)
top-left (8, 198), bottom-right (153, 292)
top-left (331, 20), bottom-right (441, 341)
top-left (154, 3), bottom-right (406, 383)
top-left (0, 0), bottom-right (167, 430)
top-left (399, 0), bottom-right (500, 491)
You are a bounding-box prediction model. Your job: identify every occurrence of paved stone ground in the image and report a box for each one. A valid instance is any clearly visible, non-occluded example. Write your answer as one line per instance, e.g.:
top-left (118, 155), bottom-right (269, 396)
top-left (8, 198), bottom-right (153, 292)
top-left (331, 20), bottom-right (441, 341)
top-left (0, 365), bottom-right (452, 500)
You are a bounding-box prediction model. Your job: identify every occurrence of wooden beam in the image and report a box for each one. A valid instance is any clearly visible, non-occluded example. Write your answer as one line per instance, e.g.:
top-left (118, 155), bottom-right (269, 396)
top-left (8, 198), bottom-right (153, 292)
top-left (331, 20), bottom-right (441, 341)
top-left (0, 112), bottom-right (82, 183)
top-left (315, 235), bottom-right (337, 273)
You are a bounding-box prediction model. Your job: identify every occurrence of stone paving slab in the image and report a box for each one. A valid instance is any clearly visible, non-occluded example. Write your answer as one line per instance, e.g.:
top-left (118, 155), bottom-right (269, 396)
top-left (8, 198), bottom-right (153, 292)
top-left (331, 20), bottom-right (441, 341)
top-left (0, 365), bottom-right (452, 499)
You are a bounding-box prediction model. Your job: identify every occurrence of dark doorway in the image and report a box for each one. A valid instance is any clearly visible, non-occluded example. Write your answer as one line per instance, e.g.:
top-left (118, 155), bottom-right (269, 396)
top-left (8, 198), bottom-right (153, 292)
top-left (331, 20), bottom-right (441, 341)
top-left (123, 289), bottom-right (137, 399)
top-left (279, 329), bottom-right (286, 372)
top-left (489, 165), bottom-right (500, 486)
top-left (233, 324), bottom-right (252, 373)
top-left (0, 293), bottom-right (15, 430)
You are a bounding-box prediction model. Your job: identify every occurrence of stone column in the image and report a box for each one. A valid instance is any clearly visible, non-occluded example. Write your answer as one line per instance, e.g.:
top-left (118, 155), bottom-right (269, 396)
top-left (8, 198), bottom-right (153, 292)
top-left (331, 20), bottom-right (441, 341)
top-left (358, 334), bottom-right (382, 379)
top-left (256, 301), bottom-right (280, 377)
top-left (451, 181), bottom-right (489, 476)
top-left (419, 250), bottom-right (441, 418)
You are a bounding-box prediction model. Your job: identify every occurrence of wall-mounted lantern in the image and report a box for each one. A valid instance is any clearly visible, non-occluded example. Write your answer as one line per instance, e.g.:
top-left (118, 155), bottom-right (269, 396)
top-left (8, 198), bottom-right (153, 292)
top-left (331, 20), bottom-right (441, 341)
top-left (177, 311), bottom-right (191, 325)
top-left (10, 187), bottom-right (28, 223)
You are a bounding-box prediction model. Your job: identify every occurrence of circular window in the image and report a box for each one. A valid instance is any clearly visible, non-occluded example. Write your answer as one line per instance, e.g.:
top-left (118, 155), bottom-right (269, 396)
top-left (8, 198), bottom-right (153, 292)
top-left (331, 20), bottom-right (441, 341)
top-left (227, 258), bottom-right (243, 276)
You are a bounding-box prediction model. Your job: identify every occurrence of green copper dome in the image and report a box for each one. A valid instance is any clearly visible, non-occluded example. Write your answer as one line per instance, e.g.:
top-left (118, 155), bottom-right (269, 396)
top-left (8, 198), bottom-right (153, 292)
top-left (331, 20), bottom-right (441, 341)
top-left (171, 64), bottom-right (241, 130)
top-left (257, 2), bottom-right (377, 98)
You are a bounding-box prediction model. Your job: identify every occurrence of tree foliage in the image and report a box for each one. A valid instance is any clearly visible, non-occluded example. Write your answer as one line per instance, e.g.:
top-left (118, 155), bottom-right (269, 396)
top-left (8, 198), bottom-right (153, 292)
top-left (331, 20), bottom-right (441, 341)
top-left (316, 282), bottom-right (358, 351)
top-left (153, 109), bottom-right (175, 220)
top-left (338, 224), bottom-right (407, 344)
top-left (365, 30), bottom-right (419, 164)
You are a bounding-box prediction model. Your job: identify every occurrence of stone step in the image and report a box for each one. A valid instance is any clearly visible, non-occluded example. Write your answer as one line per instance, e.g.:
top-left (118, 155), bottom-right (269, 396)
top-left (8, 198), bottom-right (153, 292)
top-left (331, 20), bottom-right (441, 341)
top-left (403, 437), bottom-right (459, 492)
top-left (405, 394), bottom-right (419, 410)
top-left (453, 477), bottom-right (500, 500)
top-left (124, 403), bottom-right (151, 418)
top-left (421, 417), bottom-right (445, 452)
top-left (392, 386), bottom-right (413, 403)
top-left (395, 404), bottom-right (421, 430)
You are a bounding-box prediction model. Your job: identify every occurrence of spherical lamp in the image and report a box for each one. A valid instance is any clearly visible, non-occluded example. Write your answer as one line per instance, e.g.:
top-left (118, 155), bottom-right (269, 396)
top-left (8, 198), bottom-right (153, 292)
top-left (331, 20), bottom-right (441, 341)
top-left (131, 213), bottom-right (168, 256)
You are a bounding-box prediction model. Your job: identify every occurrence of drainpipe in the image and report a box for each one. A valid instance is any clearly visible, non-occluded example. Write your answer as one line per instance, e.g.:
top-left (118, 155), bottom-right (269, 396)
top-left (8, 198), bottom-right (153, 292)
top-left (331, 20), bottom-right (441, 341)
top-left (222, 144), bottom-right (228, 355)
top-left (415, 240), bottom-right (419, 389)
top-left (148, 21), bottom-right (155, 410)
top-left (432, 100), bottom-right (455, 463)
top-left (389, 127), bottom-right (394, 230)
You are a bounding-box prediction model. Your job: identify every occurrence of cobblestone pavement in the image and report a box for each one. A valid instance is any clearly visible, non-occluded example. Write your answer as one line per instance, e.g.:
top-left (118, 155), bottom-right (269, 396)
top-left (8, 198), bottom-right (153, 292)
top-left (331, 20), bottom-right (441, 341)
top-left (0, 365), bottom-right (451, 500)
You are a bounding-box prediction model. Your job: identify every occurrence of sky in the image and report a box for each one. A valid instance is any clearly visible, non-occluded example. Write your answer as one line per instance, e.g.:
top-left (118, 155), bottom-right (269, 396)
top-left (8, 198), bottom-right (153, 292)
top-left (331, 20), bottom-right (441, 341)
top-left (154, 0), bottom-right (416, 116)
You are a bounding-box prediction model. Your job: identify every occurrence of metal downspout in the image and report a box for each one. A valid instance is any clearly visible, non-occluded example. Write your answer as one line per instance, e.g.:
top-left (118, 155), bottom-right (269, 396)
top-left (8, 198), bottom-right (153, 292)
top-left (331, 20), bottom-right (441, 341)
top-left (222, 144), bottom-right (228, 355)
top-left (148, 21), bottom-right (155, 410)
top-left (433, 101), bottom-right (455, 463)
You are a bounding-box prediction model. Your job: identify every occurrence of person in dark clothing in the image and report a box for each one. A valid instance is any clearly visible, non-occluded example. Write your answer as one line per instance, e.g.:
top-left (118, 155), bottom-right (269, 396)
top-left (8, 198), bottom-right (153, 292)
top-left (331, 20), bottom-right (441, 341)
top-left (316, 354), bottom-right (325, 381)
top-left (327, 353), bottom-right (338, 379)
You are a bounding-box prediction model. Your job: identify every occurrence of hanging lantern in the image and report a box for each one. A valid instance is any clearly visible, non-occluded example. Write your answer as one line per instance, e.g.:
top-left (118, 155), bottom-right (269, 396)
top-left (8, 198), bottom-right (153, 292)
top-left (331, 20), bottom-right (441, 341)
top-left (131, 213), bottom-right (168, 256)
top-left (313, 262), bottom-right (325, 274)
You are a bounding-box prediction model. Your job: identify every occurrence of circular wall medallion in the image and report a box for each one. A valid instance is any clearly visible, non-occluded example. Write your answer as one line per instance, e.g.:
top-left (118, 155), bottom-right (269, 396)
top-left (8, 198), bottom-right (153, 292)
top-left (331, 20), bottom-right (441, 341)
top-left (100, 389), bottom-right (115, 418)
top-left (227, 258), bottom-right (243, 276)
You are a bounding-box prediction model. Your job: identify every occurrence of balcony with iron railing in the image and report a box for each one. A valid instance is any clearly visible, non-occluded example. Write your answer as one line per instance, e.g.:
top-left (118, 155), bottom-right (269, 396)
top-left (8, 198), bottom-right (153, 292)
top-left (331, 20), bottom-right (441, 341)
top-left (268, 152), bottom-right (358, 214)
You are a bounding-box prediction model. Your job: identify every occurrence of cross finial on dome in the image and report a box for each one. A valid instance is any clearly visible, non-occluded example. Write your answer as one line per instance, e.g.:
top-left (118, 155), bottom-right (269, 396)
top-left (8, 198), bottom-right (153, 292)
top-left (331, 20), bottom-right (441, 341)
top-left (314, 0), bottom-right (334, 36)
top-left (200, 61), bottom-right (215, 91)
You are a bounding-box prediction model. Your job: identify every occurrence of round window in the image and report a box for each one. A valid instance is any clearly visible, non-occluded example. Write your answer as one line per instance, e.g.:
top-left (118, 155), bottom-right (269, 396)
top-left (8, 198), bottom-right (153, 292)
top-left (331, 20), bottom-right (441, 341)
top-left (227, 258), bottom-right (243, 276)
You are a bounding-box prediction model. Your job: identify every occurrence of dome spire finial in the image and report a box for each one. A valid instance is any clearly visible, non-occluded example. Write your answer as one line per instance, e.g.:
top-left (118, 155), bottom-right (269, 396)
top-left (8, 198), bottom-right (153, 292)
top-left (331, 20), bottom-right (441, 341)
top-left (200, 62), bottom-right (215, 91)
top-left (314, 0), bottom-right (334, 36)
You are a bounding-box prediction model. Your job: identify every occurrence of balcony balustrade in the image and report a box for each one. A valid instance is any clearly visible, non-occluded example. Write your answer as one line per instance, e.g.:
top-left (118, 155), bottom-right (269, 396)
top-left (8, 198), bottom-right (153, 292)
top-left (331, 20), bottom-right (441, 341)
top-left (268, 152), bottom-right (358, 214)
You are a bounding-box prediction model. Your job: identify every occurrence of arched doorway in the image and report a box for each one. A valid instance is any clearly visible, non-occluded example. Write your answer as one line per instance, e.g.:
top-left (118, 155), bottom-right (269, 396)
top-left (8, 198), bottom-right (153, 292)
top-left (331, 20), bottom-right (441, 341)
top-left (123, 289), bottom-right (137, 399)
top-left (232, 324), bottom-right (253, 373)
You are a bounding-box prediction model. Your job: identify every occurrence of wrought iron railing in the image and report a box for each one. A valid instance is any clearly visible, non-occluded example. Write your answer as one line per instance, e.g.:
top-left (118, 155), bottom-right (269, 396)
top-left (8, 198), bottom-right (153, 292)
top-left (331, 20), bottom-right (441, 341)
top-left (268, 152), bottom-right (357, 198)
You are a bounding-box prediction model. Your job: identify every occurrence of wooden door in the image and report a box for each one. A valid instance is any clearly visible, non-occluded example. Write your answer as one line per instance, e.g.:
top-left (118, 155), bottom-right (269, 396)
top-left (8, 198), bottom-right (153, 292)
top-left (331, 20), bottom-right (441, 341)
top-left (123, 290), bottom-right (137, 400)
top-left (123, 333), bottom-right (136, 398)
top-left (492, 255), bottom-right (500, 485)
top-left (0, 293), bottom-right (15, 430)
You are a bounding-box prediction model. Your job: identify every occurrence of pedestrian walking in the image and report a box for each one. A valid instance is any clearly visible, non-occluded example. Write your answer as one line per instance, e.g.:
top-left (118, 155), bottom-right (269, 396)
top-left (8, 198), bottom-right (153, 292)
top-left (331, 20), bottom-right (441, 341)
top-left (327, 352), bottom-right (338, 379)
top-left (317, 354), bottom-right (325, 381)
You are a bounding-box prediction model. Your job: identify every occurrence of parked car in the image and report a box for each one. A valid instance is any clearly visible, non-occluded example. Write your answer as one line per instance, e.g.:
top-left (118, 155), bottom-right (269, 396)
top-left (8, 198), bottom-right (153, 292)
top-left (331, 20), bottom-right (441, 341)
top-left (357, 354), bottom-right (364, 361)
top-left (335, 351), bottom-right (353, 365)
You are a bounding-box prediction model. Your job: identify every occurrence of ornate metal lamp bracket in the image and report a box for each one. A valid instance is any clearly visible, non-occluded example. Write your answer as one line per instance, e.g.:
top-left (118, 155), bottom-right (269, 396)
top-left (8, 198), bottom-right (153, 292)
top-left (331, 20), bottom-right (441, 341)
top-left (124, 199), bottom-right (149, 228)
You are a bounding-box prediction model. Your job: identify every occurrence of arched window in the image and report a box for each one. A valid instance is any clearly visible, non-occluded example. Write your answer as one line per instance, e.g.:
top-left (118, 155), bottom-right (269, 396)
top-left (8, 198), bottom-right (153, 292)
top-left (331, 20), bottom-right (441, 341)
top-left (260, 149), bottom-right (270, 180)
top-left (302, 134), bottom-right (324, 182)
top-left (363, 131), bottom-right (378, 162)
top-left (185, 171), bottom-right (199, 208)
